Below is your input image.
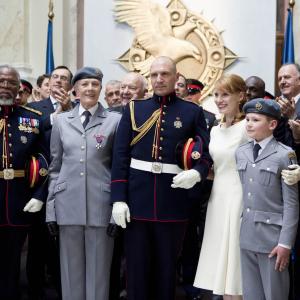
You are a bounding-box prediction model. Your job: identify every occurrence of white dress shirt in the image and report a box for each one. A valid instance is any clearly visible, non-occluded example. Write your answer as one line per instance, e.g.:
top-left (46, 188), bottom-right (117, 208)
top-left (79, 103), bottom-right (99, 124)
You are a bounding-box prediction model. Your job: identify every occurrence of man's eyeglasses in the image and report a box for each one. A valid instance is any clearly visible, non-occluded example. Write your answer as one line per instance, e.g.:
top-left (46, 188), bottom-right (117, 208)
top-left (0, 79), bottom-right (19, 88)
top-left (51, 74), bottom-right (69, 82)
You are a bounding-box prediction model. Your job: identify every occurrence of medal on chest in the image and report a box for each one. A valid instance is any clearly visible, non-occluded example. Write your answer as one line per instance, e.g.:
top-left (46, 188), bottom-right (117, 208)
top-left (174, 117), bottom-right (182, 129)
top-left (94, 134), bottom-right (106, 149)
top-left (18, 117), bottom-right (39, 134)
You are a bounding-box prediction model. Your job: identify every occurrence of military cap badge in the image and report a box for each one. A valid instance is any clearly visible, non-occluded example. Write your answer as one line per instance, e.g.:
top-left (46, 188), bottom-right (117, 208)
top-left (175, 136), bottom-right (203, 170)
top-left (191, 151), bottom-right (201, 160)
top-left (255, 102), bottom-right (263, 110)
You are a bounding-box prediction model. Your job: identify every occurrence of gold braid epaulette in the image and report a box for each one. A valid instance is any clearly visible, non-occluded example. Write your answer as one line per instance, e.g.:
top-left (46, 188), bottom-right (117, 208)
top-left (19, 105), bottom-right (43, 116)
top-left (130, 101), bottom-right (161, 146)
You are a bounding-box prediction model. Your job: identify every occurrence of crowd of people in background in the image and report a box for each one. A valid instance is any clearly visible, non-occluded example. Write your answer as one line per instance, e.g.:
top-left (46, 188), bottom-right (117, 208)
top-left (1, 58), bottom-right (300, 300)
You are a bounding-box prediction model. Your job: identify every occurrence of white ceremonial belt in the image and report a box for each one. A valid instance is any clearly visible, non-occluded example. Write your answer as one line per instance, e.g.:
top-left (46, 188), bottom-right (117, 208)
top-left (130, 158), bottom-right (183, 174)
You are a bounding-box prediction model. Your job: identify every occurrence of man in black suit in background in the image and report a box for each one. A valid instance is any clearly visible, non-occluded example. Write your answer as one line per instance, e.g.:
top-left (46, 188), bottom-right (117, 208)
top-left (26, 66), bottom-right (73, 300)
top-left (276, 63), bottom-right (300, 300)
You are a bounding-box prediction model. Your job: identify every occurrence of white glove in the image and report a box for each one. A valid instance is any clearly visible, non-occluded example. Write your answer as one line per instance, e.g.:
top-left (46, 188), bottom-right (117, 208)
top-left (281, 164), bottom-right (300, 185)
top-left (171, 169), bottom-right (201, 189)
top-left (112, 202), bottom-right (131, 228)
top-left (23, 198), bottom-right (44, 213)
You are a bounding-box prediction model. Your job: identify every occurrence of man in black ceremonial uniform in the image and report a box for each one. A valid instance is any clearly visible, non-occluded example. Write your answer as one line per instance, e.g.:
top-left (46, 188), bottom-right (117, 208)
top-left (111, 56), bottom-right (211, 300)
top-left (0, 65), bottom-right (48, 300)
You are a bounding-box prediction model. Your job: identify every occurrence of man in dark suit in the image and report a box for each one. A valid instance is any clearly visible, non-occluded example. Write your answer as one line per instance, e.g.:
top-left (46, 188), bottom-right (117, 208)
top-left (277, 63), bottom-right (300, 119)
top-left (111, 57), bottom-right (211, 300)
top-left (277, 63), bottom-right (300, 300)
top-left (26, 66), bottom-right (73, 300)
top-left (0, 65), bottom-right (48, 300)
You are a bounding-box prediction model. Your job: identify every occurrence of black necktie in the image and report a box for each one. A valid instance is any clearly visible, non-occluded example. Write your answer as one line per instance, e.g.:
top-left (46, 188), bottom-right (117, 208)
top-left (82, 110), bottom-right (91, 129)
top-left (253, 143), bottom-right (261, 161)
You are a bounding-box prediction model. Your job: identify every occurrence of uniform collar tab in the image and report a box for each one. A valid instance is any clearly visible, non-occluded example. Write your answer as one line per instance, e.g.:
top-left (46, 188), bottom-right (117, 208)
top-left (153, 92), bottom-right (176, 104)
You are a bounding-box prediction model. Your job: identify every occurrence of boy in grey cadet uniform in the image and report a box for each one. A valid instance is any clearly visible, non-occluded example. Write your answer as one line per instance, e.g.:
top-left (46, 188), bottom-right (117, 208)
top-left (235, 98), bottom-right (299, 300)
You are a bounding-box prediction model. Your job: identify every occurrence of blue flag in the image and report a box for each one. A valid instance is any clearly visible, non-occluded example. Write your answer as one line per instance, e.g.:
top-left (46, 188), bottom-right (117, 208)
top-left (46, 19), bottom-right (55, 74)
top-left (282, 8), bottom-right (295, 64)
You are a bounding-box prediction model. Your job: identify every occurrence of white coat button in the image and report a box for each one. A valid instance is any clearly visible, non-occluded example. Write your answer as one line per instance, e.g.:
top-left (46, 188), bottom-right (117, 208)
top-left (248, 192), bottom-right (251, 197)
top-left (80, 158), bottom-right (84, 163)
top-left (82, 134), bottom-right (86, 138)
top-left (80, 172), bottom-right (84, 176)
top-left (252, 164), bottom-right (256, 167)
top-left (266, 218), bottom-right (270, 223)
top-left (81, 146), bottom-right (85, 150)
top-left (249, 178), bottom-right (253, 182)
top-left (58, 186), bottom-right (61, 190)
top-left (246, 208), bottom-right (250, 212)
top-left (267, 167), bottom-right (270, 171)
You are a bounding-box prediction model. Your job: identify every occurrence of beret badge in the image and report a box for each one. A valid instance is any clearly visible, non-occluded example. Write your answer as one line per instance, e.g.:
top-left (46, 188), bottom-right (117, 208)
top-left (255, 102), bottom-right (263, 110)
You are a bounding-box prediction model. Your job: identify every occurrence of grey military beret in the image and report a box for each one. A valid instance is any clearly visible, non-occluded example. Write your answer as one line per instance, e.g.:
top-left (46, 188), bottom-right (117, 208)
top-left (72, 67), bottom-right (103, 86)
top-left (243, 98), bottom-right (281, 120)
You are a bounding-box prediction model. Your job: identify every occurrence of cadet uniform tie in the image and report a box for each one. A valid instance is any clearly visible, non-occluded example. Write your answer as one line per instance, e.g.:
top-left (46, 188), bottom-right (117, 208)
top-left (253, 143), bottom-right (261, 161)
top-left (82, 110), bottom-right (91, 129)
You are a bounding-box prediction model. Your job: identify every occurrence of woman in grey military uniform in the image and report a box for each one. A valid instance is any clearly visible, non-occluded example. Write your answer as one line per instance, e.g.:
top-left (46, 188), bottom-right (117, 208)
top-left (46, 67), bottom-right (121, 300)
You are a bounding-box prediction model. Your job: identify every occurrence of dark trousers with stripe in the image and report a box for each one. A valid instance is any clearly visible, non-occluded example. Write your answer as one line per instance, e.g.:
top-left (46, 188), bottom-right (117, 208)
top-left (0, 227), bottom-right (28, 300)
top-left (124, 220), bottom-right (187, 300)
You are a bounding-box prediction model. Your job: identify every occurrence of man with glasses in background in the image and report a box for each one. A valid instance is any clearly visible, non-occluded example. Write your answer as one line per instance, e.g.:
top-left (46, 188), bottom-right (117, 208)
top-left (26, 66), bottom-right (73, 300)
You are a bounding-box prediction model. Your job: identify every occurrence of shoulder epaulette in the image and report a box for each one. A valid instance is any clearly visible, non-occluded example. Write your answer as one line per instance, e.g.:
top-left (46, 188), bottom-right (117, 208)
top-left (19, 105), bottom-right (43, 116)
top-left (277, 141), bottom-right (293, 151)
top-left (239, 140), bottom-right (252, 148)
top-left (287, 150), bottom-right (297, 160)
top-left (106, 108), bottom-right (121, 114)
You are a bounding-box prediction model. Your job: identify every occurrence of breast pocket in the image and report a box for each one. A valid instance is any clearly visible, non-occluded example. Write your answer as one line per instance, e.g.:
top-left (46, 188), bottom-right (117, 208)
top-left (54, 182), bottom-right (67, 194)
top-left (254, 211), bottom-right (283, 226)
top-left (259, 162), bottom-right (279, 186)
top-left (237, 160), bottom-right (247, 183)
